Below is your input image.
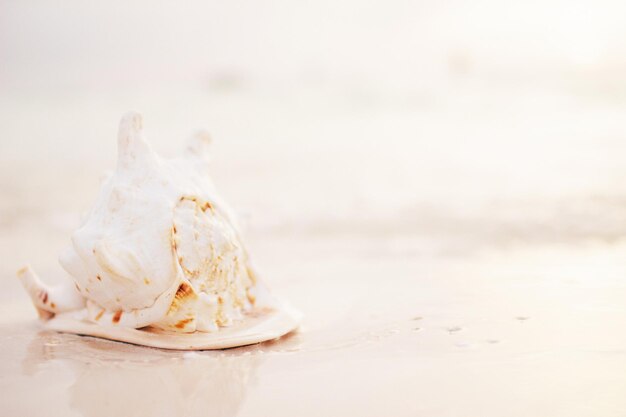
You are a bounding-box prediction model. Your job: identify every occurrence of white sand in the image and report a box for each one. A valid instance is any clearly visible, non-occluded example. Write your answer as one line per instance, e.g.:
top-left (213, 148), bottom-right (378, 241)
top-left (2, 1), bottom-right (626, 415)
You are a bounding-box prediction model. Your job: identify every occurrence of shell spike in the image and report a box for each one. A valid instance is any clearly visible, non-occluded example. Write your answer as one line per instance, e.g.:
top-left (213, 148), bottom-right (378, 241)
top-left (117, 112), bottom-right (154, 167)
top-left (17, 266), bottom-right (85, 319)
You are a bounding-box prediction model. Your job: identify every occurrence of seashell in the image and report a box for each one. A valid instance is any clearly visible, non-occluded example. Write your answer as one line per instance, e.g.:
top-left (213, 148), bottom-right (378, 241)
top-left (17, 112), bottom-right (300, 350)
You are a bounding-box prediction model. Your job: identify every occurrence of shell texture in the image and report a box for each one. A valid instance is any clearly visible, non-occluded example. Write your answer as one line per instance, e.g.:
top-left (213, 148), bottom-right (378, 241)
top-left (17, 113), bottom-right (299, 348)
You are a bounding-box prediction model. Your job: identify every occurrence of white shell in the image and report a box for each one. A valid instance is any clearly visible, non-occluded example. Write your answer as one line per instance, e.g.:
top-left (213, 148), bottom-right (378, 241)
top-left (17, 112), bottom-right (300, 349)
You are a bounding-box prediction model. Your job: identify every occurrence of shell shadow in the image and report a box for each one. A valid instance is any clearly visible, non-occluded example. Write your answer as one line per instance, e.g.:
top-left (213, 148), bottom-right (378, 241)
top-left (22, 330), bottom-right (265, 417)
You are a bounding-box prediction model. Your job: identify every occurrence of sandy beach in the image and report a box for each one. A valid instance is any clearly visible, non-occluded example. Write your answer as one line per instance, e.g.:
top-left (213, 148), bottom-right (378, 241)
top-left (2, 1), bottom-right (626, 415)
top-left (2, 84), bottom-right (626, 415)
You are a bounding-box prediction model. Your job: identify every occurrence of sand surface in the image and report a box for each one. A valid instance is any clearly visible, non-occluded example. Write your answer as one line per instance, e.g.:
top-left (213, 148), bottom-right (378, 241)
top-left (2, 2), bottom-right (626, 414)
top-left (2, 235), bottom-right (626, 416)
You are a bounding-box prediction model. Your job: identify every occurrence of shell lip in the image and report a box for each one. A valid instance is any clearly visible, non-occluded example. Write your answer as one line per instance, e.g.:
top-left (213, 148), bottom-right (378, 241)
top-left (42, 300), bottom-right (302, 350)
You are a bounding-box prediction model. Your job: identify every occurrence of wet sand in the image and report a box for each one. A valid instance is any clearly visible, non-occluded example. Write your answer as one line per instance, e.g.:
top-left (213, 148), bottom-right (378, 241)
top-left (1, 236), bottom-right (625, 416)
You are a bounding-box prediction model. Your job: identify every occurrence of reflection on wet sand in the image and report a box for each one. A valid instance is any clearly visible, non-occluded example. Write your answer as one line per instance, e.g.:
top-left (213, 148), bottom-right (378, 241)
top-left (4, 238), bottom-right (626, 417)
top-left (23, 331), bottom-right (263, 417)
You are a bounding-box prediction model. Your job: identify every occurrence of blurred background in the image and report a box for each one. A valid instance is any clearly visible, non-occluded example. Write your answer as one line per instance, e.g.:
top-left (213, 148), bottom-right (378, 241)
top-left (4, 0), bottom-right (626, 316)
top-left (2, 1), bottom-right (626, 416)
top-left (3, 0), bottom-right (626, 276)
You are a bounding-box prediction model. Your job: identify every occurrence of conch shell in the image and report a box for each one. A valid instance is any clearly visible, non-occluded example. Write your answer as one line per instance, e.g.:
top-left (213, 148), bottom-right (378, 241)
top-left (17, 112), bottom-right (300, 350)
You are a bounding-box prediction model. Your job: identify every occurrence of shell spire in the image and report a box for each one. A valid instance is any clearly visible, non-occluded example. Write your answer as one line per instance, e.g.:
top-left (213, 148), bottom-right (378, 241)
top-left (116, 112), bottom-right (155, 168)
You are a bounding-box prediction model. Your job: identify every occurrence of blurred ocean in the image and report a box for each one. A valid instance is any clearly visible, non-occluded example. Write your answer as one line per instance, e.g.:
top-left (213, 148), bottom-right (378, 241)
top-left (2, 0), bottom-right (626, 286)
